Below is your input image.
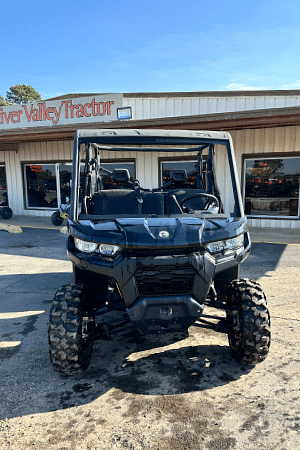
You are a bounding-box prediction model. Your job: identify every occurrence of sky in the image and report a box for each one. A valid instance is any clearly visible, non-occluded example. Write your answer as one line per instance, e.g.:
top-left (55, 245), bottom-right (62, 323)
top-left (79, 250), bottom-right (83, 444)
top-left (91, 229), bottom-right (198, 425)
top-left (2, 0), bottom-right (300, 100)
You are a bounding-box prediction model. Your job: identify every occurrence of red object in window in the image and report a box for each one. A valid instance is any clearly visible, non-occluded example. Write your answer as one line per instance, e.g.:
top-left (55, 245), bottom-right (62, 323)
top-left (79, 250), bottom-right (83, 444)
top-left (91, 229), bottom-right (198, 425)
top-left (30, 165), bottom-right (42, 173)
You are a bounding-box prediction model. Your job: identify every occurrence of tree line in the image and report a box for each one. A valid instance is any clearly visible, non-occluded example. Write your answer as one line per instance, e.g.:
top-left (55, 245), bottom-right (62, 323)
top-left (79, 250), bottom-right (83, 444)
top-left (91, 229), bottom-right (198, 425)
top-left (0, 84), bottom-right (41, 106)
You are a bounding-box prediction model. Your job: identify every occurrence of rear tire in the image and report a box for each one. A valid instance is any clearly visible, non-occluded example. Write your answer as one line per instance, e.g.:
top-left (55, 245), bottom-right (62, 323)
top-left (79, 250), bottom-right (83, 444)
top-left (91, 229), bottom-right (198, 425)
top-left (51, 211), bottom-right (64, 226)
top-left (226, 279), bottom-right (271, 365)
top-left (0, 207), bottom-right (13, 219)
top-left (48, 283), bottom-right (94, 376)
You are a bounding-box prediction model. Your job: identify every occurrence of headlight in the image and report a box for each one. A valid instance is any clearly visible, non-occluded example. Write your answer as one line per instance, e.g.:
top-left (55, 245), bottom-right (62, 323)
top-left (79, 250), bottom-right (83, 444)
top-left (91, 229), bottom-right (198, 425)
top-left (99, 243), bottom-right (120, 256)
top-left (206, 234), bottom-right (244, 255)
top-left (225, 235), bottom-right (244, 250)
top-left (74, 237), bottom-right (98, 253)
top-left (74, 237), bottom-right (120, 256)
top-left (206, 240), bottom-right (225, 253)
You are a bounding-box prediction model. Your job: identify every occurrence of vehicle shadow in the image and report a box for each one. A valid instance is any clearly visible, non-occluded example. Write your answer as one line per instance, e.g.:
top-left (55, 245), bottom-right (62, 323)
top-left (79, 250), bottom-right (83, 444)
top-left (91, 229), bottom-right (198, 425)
top-left (0, 227), bottom-right (68, 261)
top-left (0, 240), bottom-right (281, 421)
top-left (0, 272), bottom-right (72, 296)
top-left (86, 332), bottom-right (252, 396)
top-left (241, 242), bottom-right (287, 279)
top-left (0, 318), bottom-right (253, 420)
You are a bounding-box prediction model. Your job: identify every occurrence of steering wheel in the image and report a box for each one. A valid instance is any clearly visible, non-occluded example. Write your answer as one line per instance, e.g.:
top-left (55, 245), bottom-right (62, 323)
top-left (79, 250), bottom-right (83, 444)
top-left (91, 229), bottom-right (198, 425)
top-left (180, 193), bottom-right (219, 212)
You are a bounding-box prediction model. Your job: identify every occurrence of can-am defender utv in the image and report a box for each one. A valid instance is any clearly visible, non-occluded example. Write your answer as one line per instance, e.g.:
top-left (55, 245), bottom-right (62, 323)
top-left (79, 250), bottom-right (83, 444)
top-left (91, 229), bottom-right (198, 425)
top-left (48, 129), bottom-right (270, 376)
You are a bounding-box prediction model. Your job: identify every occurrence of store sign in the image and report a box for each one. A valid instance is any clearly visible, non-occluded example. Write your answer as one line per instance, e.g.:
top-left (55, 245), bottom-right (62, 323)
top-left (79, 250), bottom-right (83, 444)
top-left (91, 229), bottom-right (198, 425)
top-left (0, 94), bottom-right (123, 130)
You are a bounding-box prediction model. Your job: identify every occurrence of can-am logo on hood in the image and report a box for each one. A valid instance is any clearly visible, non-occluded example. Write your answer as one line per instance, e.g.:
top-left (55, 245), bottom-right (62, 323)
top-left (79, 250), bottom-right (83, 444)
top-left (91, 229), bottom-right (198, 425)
top-left (158, 230), bottom-right (169, 238)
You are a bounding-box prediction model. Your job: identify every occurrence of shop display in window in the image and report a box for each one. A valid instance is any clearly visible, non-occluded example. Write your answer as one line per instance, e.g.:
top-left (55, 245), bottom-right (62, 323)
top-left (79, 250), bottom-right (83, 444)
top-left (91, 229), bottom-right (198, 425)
top-left (0, 165), bottom-right (13, 218)
top-left (161, 161), bottom-right (198, 188)
top-left (99, 162), bottom-right (135, 190)
top-left (244, 158), bottom-right (300, 217)
top-left (25, 164), bottom-right (58, 208)
top-left (0, 166), bottom-right (7, 204)
top-left (59, 165), bottom-right (72, 204)
top-left (23, 161), bottom-right (135, 210)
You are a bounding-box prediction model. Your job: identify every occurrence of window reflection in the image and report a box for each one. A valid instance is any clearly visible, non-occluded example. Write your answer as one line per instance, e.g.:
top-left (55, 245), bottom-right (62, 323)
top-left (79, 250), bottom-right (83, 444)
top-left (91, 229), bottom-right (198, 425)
top-left (161, 161), bottom-right (197, 188)
top-left (59, 165), bottom-right (72, 203)
top-left (25, 165), bottom-right (58, 208)
top-left (100, 162), bottom-right (135, 190)
top-left (0, 165), bottom-right (8, 206)
top-left (245, 158), bottom-right (300, 217)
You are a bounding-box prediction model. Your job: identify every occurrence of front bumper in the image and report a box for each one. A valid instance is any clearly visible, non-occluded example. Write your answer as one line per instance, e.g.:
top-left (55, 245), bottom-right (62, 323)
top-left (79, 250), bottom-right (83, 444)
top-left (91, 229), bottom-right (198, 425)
top-left (68, 236), bottom-right (249, 308)
top-left (67, 229), bottom-right (250, 334)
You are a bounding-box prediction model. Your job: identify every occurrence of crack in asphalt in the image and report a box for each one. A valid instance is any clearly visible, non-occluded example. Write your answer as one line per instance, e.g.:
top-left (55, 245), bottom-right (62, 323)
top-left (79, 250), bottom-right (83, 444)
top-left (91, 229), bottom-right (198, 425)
top-left (271, 316), bottom-right (300, 322)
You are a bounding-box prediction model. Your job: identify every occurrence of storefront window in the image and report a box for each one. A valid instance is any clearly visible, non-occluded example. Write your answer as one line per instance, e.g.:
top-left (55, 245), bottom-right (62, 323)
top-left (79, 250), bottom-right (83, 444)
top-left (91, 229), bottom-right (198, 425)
top-left (59, 165), bottom-right (72, 203)
top-left (60, 163), bottom-right (85, 205)
top-left (25, 164), bottom-right (58, 209)
top-left (244, 157), bottom-right (300, 217)
top-left (24, 161), bottom-right (135, 210)
top-left (161, 160), bottom-right (197, 188)
top-left (0, 165), bottom-right (8, 206)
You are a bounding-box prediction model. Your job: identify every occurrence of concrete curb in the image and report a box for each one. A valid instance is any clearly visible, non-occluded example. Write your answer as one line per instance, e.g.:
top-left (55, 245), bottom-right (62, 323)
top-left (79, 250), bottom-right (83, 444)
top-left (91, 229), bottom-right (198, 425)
top-left (60, 226), bottom-right (67, 234)
top-left (0, 222), bottom-right (67, 235)
top-left (0, 223), bottom-right (23, 233)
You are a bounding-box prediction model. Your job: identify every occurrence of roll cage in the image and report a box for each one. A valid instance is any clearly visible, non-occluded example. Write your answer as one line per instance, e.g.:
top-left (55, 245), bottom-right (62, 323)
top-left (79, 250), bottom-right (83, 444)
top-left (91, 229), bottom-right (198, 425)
top-left (70, 129), bottom-right (244, 221)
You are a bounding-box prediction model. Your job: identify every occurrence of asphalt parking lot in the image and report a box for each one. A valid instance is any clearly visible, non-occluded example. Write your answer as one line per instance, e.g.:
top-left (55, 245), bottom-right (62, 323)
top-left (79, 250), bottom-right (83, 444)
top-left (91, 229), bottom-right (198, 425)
top-left (0, 220), bottom-right (300, 449)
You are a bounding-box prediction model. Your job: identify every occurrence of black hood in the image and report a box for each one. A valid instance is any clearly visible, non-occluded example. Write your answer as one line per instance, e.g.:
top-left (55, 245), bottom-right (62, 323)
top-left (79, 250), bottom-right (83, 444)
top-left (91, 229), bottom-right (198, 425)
top-left (69, 216), bottom-right (248, 249)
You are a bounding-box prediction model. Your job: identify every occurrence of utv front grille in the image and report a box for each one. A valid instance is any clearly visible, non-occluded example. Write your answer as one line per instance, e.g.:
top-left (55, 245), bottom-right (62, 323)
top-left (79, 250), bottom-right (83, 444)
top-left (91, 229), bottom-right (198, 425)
top-left (127, 247), bottom-right (199, 257)
top-left (135, 264), bottom-right (195, 296)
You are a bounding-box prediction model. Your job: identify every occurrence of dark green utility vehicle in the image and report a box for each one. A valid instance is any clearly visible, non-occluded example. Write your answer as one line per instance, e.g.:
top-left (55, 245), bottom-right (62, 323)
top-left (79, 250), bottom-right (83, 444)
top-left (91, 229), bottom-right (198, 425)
top-left (48, 129), bottom-right (271, 375)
